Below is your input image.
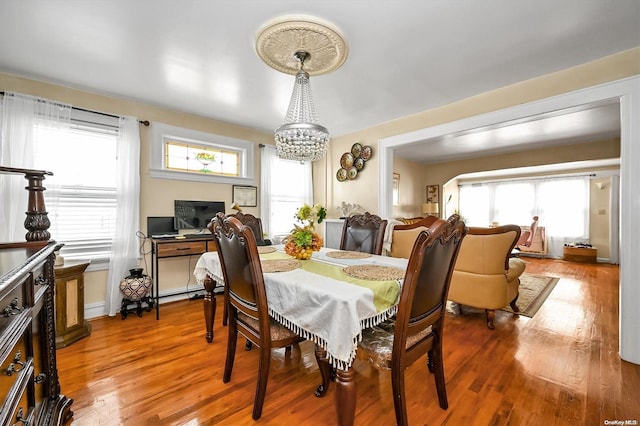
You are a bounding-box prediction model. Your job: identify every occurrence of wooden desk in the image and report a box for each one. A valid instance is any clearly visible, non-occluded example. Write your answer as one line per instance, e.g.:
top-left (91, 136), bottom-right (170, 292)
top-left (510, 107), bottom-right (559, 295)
top-left (151, 236), bottom-right (217, 319)
top-left (194, 247), bottom-right (407, 425)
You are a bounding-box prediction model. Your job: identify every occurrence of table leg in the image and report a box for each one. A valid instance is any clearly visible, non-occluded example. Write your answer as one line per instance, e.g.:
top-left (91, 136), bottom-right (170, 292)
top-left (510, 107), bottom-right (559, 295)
top-left (203, 276), bottom-right (216, 343)
top-left (335, 367), bottom-right (356, 426)
top-left (313, 345), bottom-right (332, 397)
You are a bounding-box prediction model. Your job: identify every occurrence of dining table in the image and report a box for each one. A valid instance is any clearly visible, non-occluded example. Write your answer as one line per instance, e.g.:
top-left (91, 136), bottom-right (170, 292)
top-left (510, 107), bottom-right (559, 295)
top-left (193, 245), bottom-right (409, 426)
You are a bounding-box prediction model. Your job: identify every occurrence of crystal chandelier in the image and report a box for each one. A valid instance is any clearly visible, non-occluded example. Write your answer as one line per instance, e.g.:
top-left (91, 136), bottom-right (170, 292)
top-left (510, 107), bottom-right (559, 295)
top-left (255, 15), bottom-right (348, 163)
top-left (274, 51), bottom-right (329, 162)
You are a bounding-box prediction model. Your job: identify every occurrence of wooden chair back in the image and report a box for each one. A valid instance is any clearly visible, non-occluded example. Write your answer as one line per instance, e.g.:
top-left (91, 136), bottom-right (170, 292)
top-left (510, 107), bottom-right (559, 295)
top-left (229, 212), bottom-right (266, 245)
top-left (339, 212), bottom-right (387, 255)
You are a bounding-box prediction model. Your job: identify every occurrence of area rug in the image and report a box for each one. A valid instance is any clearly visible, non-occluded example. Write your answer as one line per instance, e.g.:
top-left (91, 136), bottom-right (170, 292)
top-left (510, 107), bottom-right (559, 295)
top-left (501, 273), bottom-right (560, 317)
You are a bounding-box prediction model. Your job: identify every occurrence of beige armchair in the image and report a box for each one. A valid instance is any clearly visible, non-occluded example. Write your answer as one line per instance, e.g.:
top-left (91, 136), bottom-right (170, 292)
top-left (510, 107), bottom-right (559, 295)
top-left (448, 225), bottom-right (527, 329)
top-left (388, 216), bottom-right (438, 258)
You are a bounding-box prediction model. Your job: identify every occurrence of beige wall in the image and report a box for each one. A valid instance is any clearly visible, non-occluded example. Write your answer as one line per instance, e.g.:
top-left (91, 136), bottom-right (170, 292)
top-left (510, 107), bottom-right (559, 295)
top-left (1, 72), bottom-right (273, 312)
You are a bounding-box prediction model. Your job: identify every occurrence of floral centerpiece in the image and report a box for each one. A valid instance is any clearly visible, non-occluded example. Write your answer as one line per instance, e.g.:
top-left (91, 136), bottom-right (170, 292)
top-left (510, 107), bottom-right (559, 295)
top-left (284, 203), bottom-right (326, 260)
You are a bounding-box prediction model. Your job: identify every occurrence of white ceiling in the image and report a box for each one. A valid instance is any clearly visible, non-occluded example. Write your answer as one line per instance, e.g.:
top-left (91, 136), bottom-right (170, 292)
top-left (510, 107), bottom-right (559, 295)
top-left (0, 1), bottom-right (638, 163)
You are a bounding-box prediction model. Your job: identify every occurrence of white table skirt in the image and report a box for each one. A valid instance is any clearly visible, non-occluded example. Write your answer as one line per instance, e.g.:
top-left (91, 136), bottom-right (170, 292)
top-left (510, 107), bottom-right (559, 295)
top-left (194, 245), bottom-right (408, 369)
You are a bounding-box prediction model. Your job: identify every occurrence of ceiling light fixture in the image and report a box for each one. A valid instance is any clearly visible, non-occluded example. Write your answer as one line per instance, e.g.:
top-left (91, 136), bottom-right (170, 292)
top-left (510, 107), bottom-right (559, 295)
top-left (255, 15), bottom-right (348, 162)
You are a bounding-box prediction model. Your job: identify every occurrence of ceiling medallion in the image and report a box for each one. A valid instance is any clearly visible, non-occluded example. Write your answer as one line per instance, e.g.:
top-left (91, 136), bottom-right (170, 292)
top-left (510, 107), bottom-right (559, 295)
top-left (255, 15), bottom-right (348, 76)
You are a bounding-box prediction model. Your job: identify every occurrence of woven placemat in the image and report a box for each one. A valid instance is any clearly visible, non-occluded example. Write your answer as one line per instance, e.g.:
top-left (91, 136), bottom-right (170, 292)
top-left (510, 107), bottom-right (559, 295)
top-left (326, 251), bottom-right (372, 259)
top-left (257, 246), bottom-right (277, 254)
top-left (262, 259), bottom-right (301, 273)
top-left (343, 265), bottom-right (405, 281)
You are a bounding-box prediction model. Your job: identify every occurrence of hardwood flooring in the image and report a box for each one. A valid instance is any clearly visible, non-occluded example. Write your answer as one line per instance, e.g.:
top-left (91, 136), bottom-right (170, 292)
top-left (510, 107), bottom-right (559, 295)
top-left (56, 258), bottom-right (640, 425)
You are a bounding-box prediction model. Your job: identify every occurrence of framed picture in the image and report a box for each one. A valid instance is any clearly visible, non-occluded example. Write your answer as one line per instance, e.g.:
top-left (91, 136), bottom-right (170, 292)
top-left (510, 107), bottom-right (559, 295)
top-left (393, 173), bottom-right (400, 206)
top-left (232, 185), bottom-right (257, 207)
top-left (426, 184), bottom-right (439, 204)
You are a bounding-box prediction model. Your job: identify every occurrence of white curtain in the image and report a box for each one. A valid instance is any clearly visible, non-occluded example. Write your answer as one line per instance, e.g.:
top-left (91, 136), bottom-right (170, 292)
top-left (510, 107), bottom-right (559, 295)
top-left (0, 92), bottom-right (70, 242)
top-left (260, 145), bottom-right (276, 236)
top-left (260, 144), bottom-right (313, 240)
top-left (105, 117), bottom-right (141, 316)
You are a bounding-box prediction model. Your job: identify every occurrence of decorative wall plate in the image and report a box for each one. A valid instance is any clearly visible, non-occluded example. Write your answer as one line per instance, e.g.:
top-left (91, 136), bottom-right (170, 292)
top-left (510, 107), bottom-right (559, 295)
top-left (361, 145), bottom-right (373, 161)
top-left (336, 168), bottom-right (348, 182)
top-left (340, 152), bottom-right (354, 168)
top-left (347, 166), bottom-right (358, 180)
top-left (351, 143), bottom-right (362, 158)
top-left (354, 157), bottom-right (365, 170)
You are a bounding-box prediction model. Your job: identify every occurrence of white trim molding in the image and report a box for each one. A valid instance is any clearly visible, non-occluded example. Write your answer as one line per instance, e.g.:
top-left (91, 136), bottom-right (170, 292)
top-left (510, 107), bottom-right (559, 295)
top-left (379, 76), bottom-right (640, 365)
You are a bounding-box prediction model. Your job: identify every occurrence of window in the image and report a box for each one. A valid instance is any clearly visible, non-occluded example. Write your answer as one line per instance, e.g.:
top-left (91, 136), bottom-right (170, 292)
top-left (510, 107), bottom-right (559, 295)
top-left (33, 112), bottom-right (119, 264)
top-left (150, 122), bottom-right (255, 184)
top-left (459, 175), bottom-right (590, 258)
top-left (260, 144), bottom-right (312, 238)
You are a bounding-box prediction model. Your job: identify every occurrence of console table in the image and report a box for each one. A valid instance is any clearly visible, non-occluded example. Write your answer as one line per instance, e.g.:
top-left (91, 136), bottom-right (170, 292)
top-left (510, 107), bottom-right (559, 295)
top-left (151, 236), bottom-right (217, 319)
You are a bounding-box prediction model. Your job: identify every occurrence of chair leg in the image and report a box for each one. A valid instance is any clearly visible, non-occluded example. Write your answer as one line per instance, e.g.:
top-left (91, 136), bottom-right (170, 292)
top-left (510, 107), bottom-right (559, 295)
top-left (252, 344), bottom-right (271, 420)
top-left (485, 309), bottom-right (496, 329)
top-left (509, 292), bottom-right (520, 313)
top-left (391, 364), bottom-right (409, 426)
top-left (223, 316), bottom-right (238, 383)
top-left (430, 340), bottom-right (449, 410)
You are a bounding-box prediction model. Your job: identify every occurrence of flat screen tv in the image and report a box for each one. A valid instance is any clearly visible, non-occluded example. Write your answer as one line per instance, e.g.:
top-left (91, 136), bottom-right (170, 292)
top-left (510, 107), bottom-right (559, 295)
top-left (174, 200), bottom-right (225, 230)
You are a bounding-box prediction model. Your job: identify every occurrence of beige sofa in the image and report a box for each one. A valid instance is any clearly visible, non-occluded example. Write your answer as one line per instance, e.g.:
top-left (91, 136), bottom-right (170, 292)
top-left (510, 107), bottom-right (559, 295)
top-left (448, 225), bottom-right (527, 329)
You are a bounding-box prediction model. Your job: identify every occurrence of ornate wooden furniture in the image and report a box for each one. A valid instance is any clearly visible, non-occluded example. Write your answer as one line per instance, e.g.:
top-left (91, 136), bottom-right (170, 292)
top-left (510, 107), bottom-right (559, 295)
top-left (228, 212), bottom-right (268, 245)
top-left (0, 166), bottom-right (53, 242)
top-left (195, 232), bottom-right (411, 425)
top-left (449, 225), bottom-right (527, 329)
top-left (357, 216), bottom-right (467, 426)
top-left (0, 241), bottom-right (73, 425)
top-left (210, 214), bottom-right (304, 420)
top-left (0, 166), bottom-right (72, 424)
top-left (339, 212), bottom-right (387, 255)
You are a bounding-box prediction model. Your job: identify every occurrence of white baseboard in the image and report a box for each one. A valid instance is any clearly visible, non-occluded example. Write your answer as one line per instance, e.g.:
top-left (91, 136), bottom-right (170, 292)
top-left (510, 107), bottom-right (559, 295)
top-left (84, 283), bottom-right (206, 320)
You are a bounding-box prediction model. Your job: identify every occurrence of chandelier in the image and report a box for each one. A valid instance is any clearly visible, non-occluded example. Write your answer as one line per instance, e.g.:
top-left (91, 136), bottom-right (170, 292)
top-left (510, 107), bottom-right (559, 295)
top-left (255, 15), bottom-right (348, 162)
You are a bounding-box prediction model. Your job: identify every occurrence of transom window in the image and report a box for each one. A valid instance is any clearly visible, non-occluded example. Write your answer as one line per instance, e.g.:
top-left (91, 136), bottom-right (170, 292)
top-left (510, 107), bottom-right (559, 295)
top-left (164, 138), bottom-right (240, 176)
top-left (150, 122), bottom-right (255, 185)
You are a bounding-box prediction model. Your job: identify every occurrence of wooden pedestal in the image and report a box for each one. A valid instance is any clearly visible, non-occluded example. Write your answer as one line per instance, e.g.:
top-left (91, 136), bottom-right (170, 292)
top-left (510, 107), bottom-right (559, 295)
top-left (55, 260), bottom-right (91, 348)
top-left (563, 246), bottom-right (597, 263)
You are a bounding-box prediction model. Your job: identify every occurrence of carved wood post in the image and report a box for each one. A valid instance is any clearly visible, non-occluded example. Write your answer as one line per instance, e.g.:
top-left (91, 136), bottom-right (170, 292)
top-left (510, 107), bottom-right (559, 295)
top-left (23, 170), bottom-right (52, 241)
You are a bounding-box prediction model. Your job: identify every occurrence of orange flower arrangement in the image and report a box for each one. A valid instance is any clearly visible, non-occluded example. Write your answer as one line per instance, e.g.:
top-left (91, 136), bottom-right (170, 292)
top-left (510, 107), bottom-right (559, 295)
top-left (284, 203), bottom-right (326, 260)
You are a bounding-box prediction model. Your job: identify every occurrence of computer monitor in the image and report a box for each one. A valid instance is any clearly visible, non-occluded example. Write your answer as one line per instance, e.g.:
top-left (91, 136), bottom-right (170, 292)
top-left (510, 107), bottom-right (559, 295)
top-left (174, 200), bottom-right (225, 230)
top-left (147, 216), bottom-right (178, 237)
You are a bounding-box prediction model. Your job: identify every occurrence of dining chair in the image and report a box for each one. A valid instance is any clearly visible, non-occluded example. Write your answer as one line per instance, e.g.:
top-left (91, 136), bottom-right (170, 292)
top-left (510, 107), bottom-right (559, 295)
top-left (357, 214), bottom-right (467, 426)
top-left (339, 212), bottom-right (388, 255)
top-left (210, 212), bottom-right (304, 420)
top-left (229, 212), bottom-right (270, 246)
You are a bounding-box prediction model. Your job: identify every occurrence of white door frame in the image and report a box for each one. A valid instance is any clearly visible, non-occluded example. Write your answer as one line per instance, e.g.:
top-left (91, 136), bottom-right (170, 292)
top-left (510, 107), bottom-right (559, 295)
top-left (379, 76), bottom-right (640, 365)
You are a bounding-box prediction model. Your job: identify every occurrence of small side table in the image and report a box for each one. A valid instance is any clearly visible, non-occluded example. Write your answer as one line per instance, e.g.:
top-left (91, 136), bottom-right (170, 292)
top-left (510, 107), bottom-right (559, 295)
top-left (563, 246), bottom-right (597, 263)
top-left (55, 261), bottom-right (91, 348)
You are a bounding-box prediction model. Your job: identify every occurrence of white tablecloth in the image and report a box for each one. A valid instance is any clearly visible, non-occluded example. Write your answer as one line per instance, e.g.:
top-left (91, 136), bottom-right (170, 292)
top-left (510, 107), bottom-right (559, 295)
top-left (194, 245), bottom-right (408, 369)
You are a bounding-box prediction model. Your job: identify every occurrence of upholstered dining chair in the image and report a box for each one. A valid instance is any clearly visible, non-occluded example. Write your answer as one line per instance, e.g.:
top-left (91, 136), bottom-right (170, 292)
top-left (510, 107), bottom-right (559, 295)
top-left (210, 213), bottom-right (304, 420)
top-left (339, 212), bottom-right (387, 255)
top-left (357, 215), bottom-right (467, 426)
top-left (229, 212), bottom-right (270, 246)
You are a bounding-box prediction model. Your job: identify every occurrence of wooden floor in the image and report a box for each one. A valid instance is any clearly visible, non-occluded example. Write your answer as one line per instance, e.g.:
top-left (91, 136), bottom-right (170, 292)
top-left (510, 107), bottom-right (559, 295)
top-left (57, 258), bottom-right (640, 425)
